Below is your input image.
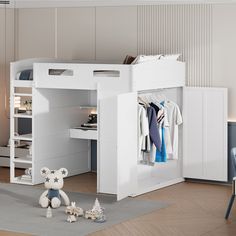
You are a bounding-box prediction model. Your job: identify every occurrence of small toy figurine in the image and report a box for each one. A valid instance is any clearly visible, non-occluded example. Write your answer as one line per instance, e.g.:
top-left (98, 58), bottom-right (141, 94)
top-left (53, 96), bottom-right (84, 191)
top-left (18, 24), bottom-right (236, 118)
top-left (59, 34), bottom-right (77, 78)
top-left (39, 167), bottom-right (70, 208)
top-left (67, 215), bottom-right (77, 223)
top-left (84, 198), bottom-right (106, 222)
top-left (65, 202), bottom-right (84, 217)
top-left (46, 206), bottom-right (52, 218)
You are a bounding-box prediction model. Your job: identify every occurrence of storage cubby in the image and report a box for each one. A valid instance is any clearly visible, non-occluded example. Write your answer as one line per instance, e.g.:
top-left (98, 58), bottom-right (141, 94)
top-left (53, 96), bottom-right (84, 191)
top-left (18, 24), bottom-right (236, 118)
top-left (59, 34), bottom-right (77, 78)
top-left (10, 77), bottom-right (33, 184)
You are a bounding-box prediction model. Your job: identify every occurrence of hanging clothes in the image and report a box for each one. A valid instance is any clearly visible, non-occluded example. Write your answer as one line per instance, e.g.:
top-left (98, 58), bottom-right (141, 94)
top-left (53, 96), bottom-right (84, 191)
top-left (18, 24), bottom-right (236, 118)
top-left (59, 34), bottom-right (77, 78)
top-left (155, 125), bottom-right (167, 162)
top-left (155, 102), bottom-right (170, 162)
top-left (152, 100), bottom-right (172, 155)
top-left (138, 93), bottom-right (183, 164)
top-left (147, 106), bottom-right (161, 151)
top-left (138, 104), bottom-right (149, 162)
top-left (149, 102), bottom-right (160, 115)
top-left (162, 100), bottom-right (183, 160)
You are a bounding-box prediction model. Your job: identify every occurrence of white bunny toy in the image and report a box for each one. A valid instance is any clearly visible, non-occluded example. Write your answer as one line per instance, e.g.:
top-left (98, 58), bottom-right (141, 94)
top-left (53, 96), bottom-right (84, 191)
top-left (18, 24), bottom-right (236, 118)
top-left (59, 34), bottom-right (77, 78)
top-left (39, 167), bottom-right (70, 208)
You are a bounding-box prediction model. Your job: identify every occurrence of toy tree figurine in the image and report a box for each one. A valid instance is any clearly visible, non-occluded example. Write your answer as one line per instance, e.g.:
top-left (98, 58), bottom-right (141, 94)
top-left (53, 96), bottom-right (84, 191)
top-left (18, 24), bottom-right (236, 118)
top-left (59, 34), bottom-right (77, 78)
top-left (93, 198), bottom-right (103, 214)
top-left (85, 198), bottom-right (106, 222)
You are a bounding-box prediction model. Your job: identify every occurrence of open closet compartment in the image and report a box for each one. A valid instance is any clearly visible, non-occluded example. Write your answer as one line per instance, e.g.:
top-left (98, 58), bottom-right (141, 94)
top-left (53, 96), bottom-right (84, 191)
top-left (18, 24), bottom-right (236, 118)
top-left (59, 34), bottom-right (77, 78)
top-left (96, 61), bottom-right (185, 200)
top-left (134, 88), bottom-right (184, 196)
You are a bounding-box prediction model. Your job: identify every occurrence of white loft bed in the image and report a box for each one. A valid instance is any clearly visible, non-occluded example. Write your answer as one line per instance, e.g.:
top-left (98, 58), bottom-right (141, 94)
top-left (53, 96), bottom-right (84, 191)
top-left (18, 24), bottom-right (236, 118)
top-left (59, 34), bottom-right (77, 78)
top-left (33, 60), bottom-right (185, 92)
top-left (10, 58), bottom-right (185, 200)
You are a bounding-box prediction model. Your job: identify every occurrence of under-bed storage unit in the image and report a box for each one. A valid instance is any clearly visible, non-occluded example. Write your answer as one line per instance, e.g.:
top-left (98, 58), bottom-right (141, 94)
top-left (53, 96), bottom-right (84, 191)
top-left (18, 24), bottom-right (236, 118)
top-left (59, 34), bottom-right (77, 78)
top-left (10, 58), bottom-right (228, 200)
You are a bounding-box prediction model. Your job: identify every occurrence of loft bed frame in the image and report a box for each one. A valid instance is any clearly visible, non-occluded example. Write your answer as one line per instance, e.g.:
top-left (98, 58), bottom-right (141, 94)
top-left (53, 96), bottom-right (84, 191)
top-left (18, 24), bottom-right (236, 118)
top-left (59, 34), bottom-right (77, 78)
top-left (10, 58), bottom-right (185, 200)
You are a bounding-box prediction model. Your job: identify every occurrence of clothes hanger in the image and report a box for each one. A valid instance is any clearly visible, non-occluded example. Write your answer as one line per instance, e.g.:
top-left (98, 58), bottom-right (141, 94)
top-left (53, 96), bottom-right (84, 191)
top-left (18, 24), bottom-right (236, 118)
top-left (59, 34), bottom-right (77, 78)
top-left (138, 96), bottom-right (149, 107)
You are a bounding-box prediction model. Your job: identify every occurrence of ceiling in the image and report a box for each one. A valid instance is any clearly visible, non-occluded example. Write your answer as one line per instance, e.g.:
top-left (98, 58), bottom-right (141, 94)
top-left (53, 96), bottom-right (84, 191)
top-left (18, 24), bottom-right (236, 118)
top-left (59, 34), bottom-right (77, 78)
top-left (3, 0), bottom-right (236, 8)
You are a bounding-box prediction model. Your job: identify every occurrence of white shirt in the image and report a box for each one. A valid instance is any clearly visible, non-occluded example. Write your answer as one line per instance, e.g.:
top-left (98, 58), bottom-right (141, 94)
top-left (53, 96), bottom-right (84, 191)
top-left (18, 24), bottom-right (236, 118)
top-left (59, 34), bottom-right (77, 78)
top-left (138, 104), bottom-right (149, 161)
top-left (163, 101), bottom-right (183, 159)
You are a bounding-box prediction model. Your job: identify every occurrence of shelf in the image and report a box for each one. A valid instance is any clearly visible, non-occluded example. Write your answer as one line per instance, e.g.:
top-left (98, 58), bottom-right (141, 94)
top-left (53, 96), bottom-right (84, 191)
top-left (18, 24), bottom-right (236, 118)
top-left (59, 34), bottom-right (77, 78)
top-left (12, 176), bottom-right (32, 185)
top-left (14, 114), bottom-right (32, 118)
top-left (13, 156), bottom-right (32, 164)
top-left (13, 134), bottom-right (32, 141)
top-left (14, 93), bottom-right (32, 97)
top-left (13, 80), bottom-right (33, 88)
top-left (80, 105), bottom-right (97, 109)
top-left (70, 128), bottom-right (98, 140)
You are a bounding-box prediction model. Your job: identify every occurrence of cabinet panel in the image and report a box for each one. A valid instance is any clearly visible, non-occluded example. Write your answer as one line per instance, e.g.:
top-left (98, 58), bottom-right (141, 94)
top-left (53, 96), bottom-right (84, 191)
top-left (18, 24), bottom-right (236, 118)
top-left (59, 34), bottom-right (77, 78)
top-left (183, 87), bottom-right (227, 181)
top-left (99, 92), bottom-right (137, 200)
top-left (99, 96), bottom-right (118, 195)
top-left (204, 90), bottom-right (227, 181)
top-left (183, 89), bottom-right (204, 178)
top-left (117, 92), bottom-right (137, 200)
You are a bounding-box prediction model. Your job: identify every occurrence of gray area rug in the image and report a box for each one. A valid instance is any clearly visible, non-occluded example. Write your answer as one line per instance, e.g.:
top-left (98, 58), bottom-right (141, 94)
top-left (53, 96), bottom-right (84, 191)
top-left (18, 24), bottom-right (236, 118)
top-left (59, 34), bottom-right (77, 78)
top-left (0, 183), bottom-right (168, 236)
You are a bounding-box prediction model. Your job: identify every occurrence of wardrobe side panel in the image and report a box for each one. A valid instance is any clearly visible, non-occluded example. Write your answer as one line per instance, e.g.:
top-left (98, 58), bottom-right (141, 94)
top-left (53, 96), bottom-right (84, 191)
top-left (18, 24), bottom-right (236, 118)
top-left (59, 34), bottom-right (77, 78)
top-left (204, 89), bottom-right (227, 181)
top-left (183, 88), bottom-right (204, 179)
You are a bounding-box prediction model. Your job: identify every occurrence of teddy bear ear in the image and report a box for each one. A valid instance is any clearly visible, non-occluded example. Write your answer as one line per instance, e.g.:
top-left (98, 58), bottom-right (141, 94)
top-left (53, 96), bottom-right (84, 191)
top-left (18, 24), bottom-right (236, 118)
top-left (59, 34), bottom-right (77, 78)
top-left (40, 167), bottom-right (50, 177)
top-left (58, 168), bottom-right (68, 177)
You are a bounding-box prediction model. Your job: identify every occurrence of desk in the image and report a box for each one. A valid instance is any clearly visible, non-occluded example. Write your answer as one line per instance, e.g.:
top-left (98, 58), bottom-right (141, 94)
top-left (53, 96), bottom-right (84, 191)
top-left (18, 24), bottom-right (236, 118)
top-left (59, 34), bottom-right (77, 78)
top-left (69, 128), bottom-right (97, 171)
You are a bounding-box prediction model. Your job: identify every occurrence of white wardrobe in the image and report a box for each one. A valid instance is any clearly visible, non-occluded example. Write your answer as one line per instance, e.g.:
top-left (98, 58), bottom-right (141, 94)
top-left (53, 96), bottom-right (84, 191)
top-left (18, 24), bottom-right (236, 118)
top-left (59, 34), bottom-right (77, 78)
top-left (10, 58), bottom-right (228, 201)
top-left (183, 87), bottom-right (227, 181)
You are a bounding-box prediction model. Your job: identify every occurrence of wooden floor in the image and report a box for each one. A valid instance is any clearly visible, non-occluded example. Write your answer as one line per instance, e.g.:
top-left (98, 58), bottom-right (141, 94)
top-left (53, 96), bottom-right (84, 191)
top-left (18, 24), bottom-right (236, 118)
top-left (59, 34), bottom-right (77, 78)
top-left (0, 167), bottom-right (236, 236)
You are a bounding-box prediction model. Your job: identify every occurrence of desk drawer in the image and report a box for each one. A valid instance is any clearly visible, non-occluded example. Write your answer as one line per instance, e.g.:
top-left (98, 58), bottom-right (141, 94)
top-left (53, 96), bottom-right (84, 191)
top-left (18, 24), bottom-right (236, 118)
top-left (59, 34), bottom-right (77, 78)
top-left (69, 128), bottom-right (98, 140)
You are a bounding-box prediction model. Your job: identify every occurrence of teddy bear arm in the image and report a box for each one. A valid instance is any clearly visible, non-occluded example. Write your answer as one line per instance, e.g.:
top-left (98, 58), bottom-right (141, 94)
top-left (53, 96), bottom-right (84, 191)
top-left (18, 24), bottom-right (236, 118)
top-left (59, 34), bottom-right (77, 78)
top-left (59, 189), bottom-right (70, 206)
top-left (39, 190), bottom-right (49, 204)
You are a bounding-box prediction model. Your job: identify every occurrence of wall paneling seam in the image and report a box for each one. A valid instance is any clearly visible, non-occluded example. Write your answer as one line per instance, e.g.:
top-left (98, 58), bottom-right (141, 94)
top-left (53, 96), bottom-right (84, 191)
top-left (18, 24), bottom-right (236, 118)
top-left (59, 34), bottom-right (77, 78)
top-left (54, 7), bottom-right (58, 59)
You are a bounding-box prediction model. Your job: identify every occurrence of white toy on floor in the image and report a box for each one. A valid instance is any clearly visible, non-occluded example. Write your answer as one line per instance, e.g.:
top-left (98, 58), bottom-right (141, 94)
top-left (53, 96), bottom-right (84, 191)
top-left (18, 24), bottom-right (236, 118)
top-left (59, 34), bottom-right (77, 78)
top-left (46, 206), bottom-right (52, 218)
top-left (65, 201), bottom-right (84, 217)
top-left (39, 167), bottom-right (70, 208)
top-left (84, 198), bottom-right (106, 222)
top-left (67, 215), bottom-right (77, 223)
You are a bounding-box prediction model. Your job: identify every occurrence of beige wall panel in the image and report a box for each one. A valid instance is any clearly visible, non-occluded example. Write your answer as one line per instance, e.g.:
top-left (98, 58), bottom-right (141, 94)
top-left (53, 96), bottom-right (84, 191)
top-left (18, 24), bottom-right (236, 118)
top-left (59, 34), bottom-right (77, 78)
top-left (0, 9), bottom-right (15, 145)
top-left (96, 6), bottom-right (137, 62)
top-left (212, 4), bottom-right (236, 120)
top-left (57, 8), bottom-right (95, 60)
top-left (137, 5), bottom-right (212, 87)
top-left (17, 8), bottom-right (55, 59)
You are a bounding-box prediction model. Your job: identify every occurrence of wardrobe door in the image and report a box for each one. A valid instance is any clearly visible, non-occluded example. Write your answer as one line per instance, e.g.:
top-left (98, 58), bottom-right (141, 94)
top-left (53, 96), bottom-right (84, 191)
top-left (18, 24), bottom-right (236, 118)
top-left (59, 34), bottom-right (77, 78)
top-left (183, 88), bottom-right (204, 179)
top-left (183, 87), bottom-right (227, 181)
top-left (116, 92), bottom-right (138, 200)
top-left (99, 92), bottom-right (137, 200)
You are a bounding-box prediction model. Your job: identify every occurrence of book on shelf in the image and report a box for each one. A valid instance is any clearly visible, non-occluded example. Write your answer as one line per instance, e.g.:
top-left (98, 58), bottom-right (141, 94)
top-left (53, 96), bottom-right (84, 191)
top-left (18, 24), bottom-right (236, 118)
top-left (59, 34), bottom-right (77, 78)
top-left (73, 126), bottom-right (97, 130)
top-left (81, 123), bottom-right (97, 128)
